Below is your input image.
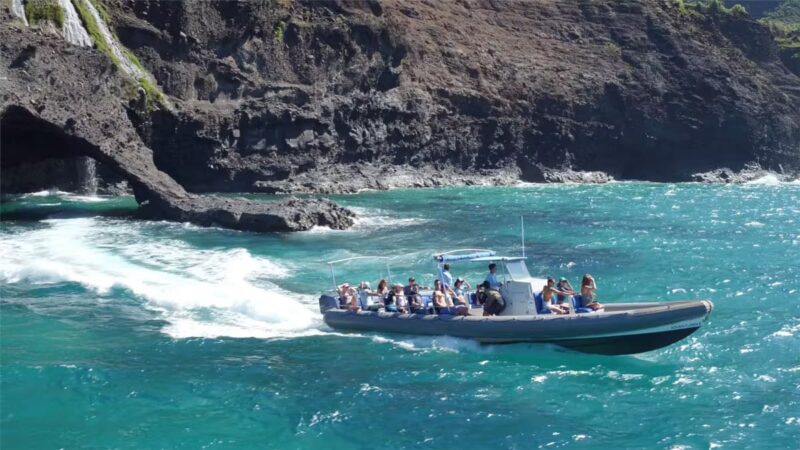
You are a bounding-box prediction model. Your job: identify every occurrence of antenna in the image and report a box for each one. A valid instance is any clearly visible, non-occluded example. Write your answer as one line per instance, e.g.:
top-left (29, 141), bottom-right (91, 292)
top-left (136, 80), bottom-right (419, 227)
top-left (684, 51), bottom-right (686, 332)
top-left (521, 215), bottom-right (525, 258)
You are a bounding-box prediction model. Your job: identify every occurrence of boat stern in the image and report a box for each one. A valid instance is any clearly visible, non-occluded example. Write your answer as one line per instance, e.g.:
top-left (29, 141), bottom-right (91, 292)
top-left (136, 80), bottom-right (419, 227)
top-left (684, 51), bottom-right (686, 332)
top-left (319, 294), bottom-right (339, 314)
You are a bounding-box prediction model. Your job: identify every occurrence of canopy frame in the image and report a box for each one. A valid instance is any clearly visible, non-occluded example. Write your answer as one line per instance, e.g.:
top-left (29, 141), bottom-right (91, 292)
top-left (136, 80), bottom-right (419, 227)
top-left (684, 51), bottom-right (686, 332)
top-left (326, 256), bottom-right (393, 293)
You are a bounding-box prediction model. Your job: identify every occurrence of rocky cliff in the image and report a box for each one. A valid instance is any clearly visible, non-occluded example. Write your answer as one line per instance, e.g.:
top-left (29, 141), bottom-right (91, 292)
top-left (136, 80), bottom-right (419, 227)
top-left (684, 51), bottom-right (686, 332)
top-left (110, 0), bottom-right (800, 191)
top-left (2, 0), bottom-right (799, 230)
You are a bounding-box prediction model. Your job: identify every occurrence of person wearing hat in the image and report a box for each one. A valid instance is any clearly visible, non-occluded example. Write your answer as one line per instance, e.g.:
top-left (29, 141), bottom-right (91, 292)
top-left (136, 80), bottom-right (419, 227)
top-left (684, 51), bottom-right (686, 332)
top-left (452, 277), bottom-right (471, 305)
top-left (359, 281), bottom-right (382, 311)
top-left (556, 277), bottom-right (575, 305)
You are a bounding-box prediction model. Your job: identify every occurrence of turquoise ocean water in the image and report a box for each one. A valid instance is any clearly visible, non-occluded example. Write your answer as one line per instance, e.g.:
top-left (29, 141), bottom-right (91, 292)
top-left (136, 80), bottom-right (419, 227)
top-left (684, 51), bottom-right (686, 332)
top-left (1, 181), bottom-right (799, 449)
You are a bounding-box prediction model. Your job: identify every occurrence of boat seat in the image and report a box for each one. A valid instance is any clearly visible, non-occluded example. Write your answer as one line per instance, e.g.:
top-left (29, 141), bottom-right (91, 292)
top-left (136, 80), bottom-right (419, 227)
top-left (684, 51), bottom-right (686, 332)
top-left (571, 295), bottom-right (594, 313)
top-left (357, 290), bottom-right (370, 310)
top-left (415, 295), bottom-right (434, 315)
top-left (534, 292), bottom-right (551, 315)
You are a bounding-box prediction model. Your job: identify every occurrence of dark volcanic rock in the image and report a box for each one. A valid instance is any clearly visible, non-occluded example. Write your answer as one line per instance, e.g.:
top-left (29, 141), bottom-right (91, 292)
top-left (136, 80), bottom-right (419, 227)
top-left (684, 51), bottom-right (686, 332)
top-left (107, 0), bottom-right (799, 192)
top-left (691, 162), bottom-right (798, 183)
top-left (2, 0), bottom-right (799, 220)
top-left (139, 196), bottom-right (355, 232)
top-left (0, 21), bottom-right (353, 232)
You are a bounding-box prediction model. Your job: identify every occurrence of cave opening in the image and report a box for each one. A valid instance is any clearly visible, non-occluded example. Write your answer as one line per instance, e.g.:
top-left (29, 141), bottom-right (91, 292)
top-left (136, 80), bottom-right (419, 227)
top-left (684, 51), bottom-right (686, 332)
top-left (1, 106), bottom-right (129, 196)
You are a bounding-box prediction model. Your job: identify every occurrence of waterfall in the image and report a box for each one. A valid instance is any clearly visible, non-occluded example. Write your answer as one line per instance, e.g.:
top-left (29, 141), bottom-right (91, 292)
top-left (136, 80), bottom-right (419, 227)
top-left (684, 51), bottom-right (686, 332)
top-left (77, 157), bottom-right (98, 196)
top-left (78, 0), bottom-right (146, 80)
top-left (59, 0), bottom-right (93, 47)
top-left (11, 0), bottom-right (28, 26)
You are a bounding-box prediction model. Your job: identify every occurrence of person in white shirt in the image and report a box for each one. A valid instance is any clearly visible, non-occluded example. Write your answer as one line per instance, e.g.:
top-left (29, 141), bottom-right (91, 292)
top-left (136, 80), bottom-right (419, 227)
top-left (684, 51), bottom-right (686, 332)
top-left (441, 263), bottom-right (454, 288)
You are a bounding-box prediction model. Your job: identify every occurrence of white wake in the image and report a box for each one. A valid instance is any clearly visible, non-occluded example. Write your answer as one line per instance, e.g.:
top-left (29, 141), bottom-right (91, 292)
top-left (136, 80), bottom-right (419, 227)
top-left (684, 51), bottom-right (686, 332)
top-left (0, 218), bottom-right (322, 339)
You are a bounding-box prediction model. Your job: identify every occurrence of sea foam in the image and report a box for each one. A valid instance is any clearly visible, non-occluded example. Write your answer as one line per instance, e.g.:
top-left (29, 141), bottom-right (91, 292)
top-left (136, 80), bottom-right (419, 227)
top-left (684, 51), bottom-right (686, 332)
top-left (0, 218), bottom-right (321, 339)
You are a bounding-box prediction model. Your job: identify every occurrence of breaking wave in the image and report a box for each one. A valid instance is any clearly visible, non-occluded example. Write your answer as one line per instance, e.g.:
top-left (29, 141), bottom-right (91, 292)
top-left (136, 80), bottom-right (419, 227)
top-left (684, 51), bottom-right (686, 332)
top-left (0, 218), bottom-right (321, 339)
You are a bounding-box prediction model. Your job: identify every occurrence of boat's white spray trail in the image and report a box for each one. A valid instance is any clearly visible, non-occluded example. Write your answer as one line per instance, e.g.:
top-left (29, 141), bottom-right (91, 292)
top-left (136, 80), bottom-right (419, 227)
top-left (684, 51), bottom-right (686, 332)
top-left (0, 218), bottom-right (322, 339)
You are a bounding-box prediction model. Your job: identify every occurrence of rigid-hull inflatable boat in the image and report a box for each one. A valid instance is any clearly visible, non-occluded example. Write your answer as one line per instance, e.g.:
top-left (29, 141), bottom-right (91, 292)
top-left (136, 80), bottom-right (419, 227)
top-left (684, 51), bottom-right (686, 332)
top-left (319, 250), bottom-right (713, 355)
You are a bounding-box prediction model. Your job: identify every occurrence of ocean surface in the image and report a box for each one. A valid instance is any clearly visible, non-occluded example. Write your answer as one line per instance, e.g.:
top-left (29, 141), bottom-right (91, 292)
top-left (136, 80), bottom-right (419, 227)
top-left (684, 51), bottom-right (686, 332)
top-left (1, 181), bottom-right (799, 449)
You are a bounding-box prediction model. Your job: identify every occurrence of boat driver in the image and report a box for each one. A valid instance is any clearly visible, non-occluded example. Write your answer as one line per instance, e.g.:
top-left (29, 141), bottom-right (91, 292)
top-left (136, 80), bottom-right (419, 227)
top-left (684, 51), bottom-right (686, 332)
top-left (485, 263), bottom-right (501, 289)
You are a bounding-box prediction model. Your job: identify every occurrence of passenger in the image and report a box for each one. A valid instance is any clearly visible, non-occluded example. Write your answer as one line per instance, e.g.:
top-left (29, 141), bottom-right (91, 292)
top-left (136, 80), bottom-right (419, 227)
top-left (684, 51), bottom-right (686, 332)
top-left (485, 263), bottom-right (501, 289)
top-left (556, 277), bottom-right (574, 304)
top-left (432, 279), bottom-right (467, 315)
top-left (375, 279), bottom-right (389, 298)
top-left (389, 283), bottom-right (409, 314)
top-left (542, 277), bottom-right (570, 314)
top-left (441, 263), bottom-right (454, 288)
top-left (480, 280), bottom-right (505, 316)
top-left (404, 277), bottom-right (425, 313)
top-left (452, 278), bottom-right (469, 304)
top-left (446, 279), bottom-right (470, 315)
top-left (338, 283), bottom-right (358, 311)
top-left (432, 289), bottom-right (449, 313)
top-left (388, 283), bottom-right (408, 313)
top-left (359, 281), bottom-right (381, 311)
top-left (580, 274), bottom-right (604, 311)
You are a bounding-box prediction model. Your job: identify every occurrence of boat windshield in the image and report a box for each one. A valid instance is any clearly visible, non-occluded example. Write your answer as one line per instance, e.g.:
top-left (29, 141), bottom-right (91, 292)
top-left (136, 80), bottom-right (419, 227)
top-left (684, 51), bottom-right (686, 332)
top-left (504, 259), bottom-right (532, 280)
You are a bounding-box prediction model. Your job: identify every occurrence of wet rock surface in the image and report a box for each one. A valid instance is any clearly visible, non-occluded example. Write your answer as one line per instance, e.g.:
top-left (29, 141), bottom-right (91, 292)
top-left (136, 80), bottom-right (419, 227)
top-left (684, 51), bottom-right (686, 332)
top-left (2, 0), bottom-right (799, 232)
top-left (139, 196), bottom-right (355, 232)
top-left (0, 22), bottom-right (353, 231)
top-left (691, 163), bottom-right (799, 183)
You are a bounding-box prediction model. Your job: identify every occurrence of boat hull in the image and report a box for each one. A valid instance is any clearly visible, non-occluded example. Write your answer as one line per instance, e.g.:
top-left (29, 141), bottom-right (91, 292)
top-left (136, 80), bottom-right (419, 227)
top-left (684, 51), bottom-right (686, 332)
top-left (322, 300), bottom-right (713, 355)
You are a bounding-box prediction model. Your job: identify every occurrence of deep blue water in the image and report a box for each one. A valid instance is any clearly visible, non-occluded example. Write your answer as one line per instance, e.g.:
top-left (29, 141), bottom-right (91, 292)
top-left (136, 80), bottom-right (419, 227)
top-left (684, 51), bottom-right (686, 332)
top-left (1, 182), bottom-right (799, 449)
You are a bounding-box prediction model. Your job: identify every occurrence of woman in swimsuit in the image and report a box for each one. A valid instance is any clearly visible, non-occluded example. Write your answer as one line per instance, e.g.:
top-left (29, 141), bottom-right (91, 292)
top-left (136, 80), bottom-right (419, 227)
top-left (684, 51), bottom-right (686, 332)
top-left (580, 274), bottom-right (604, 311)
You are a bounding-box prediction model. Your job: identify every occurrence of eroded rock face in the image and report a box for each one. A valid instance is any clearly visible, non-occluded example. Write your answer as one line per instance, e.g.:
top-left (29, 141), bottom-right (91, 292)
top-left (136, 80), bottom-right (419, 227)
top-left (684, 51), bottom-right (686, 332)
top-left (0, 21), bottom-right (354, 232)
top-left (2, 0), bottom-right (799, 234)
top-left (109, 0), bottom-right (799, 192)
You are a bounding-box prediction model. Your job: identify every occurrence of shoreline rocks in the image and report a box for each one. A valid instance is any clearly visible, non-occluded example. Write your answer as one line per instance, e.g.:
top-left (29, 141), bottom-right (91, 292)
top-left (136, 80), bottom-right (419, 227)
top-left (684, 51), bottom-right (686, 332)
top-left (138, 195), bottom-right (355, 232)
top-left (691, 163), bottom-right (799, 184)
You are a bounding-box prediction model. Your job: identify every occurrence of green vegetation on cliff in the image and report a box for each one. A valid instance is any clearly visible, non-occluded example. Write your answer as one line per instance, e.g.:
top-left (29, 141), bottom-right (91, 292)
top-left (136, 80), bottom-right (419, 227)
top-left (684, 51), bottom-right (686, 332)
top-left (687, 0), bottom-right (748, 16)
top-left (760, 0), bottom-right (800, 73)
top-left (25, 0), bottom-right (65, 28)
top-left (72, 0), bottom-right (165, 110)
top-left (87, 0), bottom-right (110, 23)
top-left (125, 47), bottom-right (166, 110)
top-left (761, 0), bottom-right (800, 37)
top-left (73, 0), bottom-right (117, 65)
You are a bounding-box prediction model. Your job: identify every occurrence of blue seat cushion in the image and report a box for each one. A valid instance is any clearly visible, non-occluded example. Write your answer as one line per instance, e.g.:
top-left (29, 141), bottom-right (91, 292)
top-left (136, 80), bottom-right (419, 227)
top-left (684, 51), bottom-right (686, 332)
top-left (534, 293), bottom-right (550, 314)
top-left (571, 295), bottom-right (593, 313)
